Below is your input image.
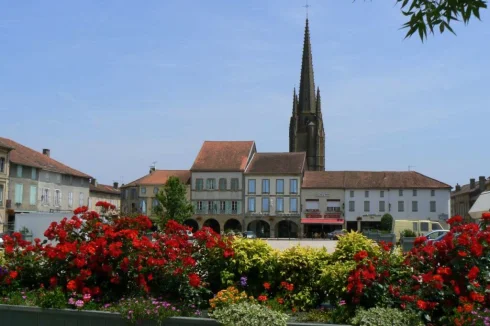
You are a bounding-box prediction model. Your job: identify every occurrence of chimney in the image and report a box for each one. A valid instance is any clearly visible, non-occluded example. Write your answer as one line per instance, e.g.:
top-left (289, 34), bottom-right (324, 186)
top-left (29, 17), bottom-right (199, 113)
top-left (455, 184), bottom-right (461, 192)
top-left (113, 182), bottom-right (119, 189)
top-left (91, 178), bottom-right (97, 186)
top-left (149, 167), bottom-right (156, 174)
top-left (42, 149), bottom-right (50, 157)
top-left (470, 178), bottom-right (476, 189)
top-left (479, 176), bottom-right (486, 192)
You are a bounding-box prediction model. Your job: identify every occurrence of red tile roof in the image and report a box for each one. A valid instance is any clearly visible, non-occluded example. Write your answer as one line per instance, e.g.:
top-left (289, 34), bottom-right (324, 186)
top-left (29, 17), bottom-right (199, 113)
top-left (191, 141), bottom-right (255, 172)
top-left (122, 170), bottom-right (190, 188)
top-left (302, 171), bottom-right (451, 189)
top-left (245, 152), bottom-right (306, 174)
top-left (0, 137), bottom-right (91, 178)
top-left (89, 183), bottom-right (121, 195)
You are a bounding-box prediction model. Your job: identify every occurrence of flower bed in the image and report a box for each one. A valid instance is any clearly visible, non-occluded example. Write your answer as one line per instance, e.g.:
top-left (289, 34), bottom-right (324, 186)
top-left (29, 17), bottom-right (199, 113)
top-left (1, 203), bottom-right (489, 325)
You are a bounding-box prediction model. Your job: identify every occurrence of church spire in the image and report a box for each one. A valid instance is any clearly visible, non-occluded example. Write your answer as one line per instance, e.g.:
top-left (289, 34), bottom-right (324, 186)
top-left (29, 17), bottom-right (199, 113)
top-left (292, 87), bottom-right (298, 115)
top-left (316, 87), bottom-right (322, 116)
top-left (298, 18), bottom-right (316, 113)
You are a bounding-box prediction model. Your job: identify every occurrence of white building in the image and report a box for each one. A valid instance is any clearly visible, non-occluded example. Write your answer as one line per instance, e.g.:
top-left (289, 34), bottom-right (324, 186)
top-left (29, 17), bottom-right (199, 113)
top-left (302, 171), bottom-right (451, 232)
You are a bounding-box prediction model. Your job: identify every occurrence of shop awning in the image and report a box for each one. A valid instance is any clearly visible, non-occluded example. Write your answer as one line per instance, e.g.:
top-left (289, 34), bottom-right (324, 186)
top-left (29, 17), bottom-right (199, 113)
top-left (301, 218), bottom-right (344, 225)
top-left (469, 190), bottom-right (490, 219)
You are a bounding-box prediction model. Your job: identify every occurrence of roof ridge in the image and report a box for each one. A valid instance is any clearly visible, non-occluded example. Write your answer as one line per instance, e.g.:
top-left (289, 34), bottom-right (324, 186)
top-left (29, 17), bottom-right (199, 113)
top-left (411, 171), bottom-right (452, 188)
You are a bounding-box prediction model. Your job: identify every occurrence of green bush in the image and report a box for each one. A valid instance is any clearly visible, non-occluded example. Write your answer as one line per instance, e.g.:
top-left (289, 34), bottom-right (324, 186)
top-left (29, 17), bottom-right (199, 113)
top-left (0, 250), bottom-right (5, 266)
top-left (320, 261), bottom-right (356, 304)
top-left (351, 307), bottom-right (423, 326)
top-left (211, 301), bottom-right (289, 326)
top-left (400, 229), bottom-right (417, 237)
top-left (380, 214), bottom-right (393, 231)
top-left (331, 231), bottom-right (381, 262)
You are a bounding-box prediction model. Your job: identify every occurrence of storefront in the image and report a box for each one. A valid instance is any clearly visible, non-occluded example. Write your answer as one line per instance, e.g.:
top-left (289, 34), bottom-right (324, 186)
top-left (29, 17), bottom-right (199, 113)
top-left (301, 215), bottom-right (344, 238)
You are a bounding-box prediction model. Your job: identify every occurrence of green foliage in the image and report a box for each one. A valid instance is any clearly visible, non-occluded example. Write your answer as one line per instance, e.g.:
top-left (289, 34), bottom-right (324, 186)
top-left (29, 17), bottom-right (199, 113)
top-left (211, 301), bottom-right (289, 326)
top-left (351, 307), bottom-right (423, 326)
top-left (320, 261), bottom-right (357, 303)
top-left (221, 237), bottom-right (278, 295)
top-left (276, 246), bottom-right (330, 310)
top-left (0, 250), bottom-right (5, 266)
top-left (401, 229), bottom-right (417, 237)
top-left (296, 309), bottom-right (332, 323)
top-left (331, 231), bottom-right (381, 262)
top-left (380, 214), bottom-right (393, 231)
top-left (36, 287), bottom-right (67, 309)
top-left (1, 290), bottom-right (37, 306)
top-left (153, 176), bottom-right (193, 227)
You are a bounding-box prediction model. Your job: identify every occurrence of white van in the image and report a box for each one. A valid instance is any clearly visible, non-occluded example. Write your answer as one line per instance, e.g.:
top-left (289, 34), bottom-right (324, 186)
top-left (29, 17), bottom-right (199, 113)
top-left (393, 220), bottom-right (445, 241)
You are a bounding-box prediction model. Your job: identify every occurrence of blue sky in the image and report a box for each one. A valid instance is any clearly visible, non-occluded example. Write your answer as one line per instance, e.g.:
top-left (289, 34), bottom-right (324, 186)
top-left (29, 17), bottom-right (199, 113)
top-left (1, 0), bottom-right (488, 187)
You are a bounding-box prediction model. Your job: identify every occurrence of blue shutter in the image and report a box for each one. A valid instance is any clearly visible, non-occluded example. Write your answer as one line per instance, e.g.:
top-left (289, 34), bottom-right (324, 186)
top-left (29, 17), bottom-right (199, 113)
top-left (29, 186), bottom-right (37, 205)
top-left (237, 201), bottom-right (241, 214)
top-left (15, 184), bottom-right (23, 204)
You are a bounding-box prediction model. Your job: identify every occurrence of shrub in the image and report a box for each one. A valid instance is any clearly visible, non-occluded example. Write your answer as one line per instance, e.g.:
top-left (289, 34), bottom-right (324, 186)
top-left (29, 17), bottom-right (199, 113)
top-left (320, 260), bottom-right (357, 304)
top-left (400, 229), bottom-right (417, 237)
top-left (331, 231), bottom-right (381, 262)
top-left (211, 301), bottom-right (289, 326)
top-left (351, 307), bottom-right (423, 326)
top-left (209, 286), bottom-right (253, 311)
top-left (380, 214), bottom-right (393, 232)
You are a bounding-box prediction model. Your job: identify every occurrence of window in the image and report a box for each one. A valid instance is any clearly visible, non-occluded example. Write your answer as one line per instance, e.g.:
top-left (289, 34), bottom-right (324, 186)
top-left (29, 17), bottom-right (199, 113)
top-left (305, 200), bottom-right (320, 211)
top-left (0, 157), bottom-right (4, 173)
top-left (232, 201), bottom-right (238, 212)
top-left (208, 201), bottom-right (214, 212)
top-left (430, 201), bottom-right (436, 212)
top-left (290, 198), bottom-right (298, 212)
top-left (68, 192), bottom-right (73, 208)
top-left (30, 186), bottom-right (37, 205)
top-left (431, 190), bottom-right (435, 197)
top-left (0, 185), bottom-right (3, 205)
top-left (219, 178), bottom-right (227, 190)
top-left (398, 201), bottom-right (404, 212)
top-left (88, 197), bottom-right (92, 209)
top-left (153, 187), bottom-right (159, 195)
top-left (420, 222), bottom-right (429, 232)
top-left (206, 178), bottom-right (216, 190)
top-left (54, 190), bottom-right (61, 207)
top-left (220, 201), bottom-right (226, 212)
top-left (81, 178), bottom-right (85, 186)
top-left (364, 201), bottom-right (370, 212)
top-left (399, 189), bottom-right (403, 196)
top-left (16, 165), bottom-right (22, 178)
top-left (15, 184), bottom-right (23, 204)
top-left (276, 197), bottom-right (284, 212)
top-left (276, 179), bottom-right (284, 194)
top-left (130, 189), bottom-right (136, 199)
top-left (290, 179), bottom-right (298, 194)
top-left (141, 187), bottom-right (146, 195)
top-left (231, 178), bottom-right (239, 190)
top-left (413, 222), bottom-right (418, 232)
top-left (31, 168), bottom-right (37, 180)
top-left (140, 199), bottom-right (146, 214)
top-left (350, 190), bottom-right (354, 198)
top-left (152, 198), bottom-right (159, 208)
top-left (42, 188), bottom-right (50, 205)
top-left (431, 222), bottom-right (442, 230)
top-left (248, 179), bottom-right (256, 193)
top-left (248, 197), bottom-right (255, 212)
top-left (262, 179), bottom-right (270, 194)
top-left (56, 174), bottom-right (61, 184)
top-left (379, 201), bottom-right (385, 212)
top-left (349, 201), bottom-right (355, 212)
top-left (365, 191), bottom-right (369, 198)
top-left (380, 190), bottom-right (384, 198)
top-left (413, 189), bottom-right (417, 196)
top-left (412, 201), bottom-right (418, 212)
top-left (262, 197), bottom-right (269, 212)
top-left (79, 193), bottom-right (84, 207)
top-left (197, 201), bottom-right (203, 211)
top-left (326, 200), bottom-right (341, 212)
top-left (45, 171), bottom-right (50, 182)
top-left (195, 179), bottom-right (203, 191)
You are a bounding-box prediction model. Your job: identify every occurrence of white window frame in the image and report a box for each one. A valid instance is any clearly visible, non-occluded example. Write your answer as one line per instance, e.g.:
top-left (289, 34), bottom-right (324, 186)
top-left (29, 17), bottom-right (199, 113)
top-left (276, 197), bottom-right (284, 212)
top-left (68, 192), bottom-right (73, 208)
top-left (248, 197), bottom-right (255, 212)
top-left (54, 189), bottom-right (61, 207)
top-left (79, 192), bottom-right (84, 207)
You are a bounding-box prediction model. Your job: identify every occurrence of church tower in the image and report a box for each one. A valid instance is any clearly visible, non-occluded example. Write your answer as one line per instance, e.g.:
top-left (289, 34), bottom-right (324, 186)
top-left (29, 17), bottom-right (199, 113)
top-left (289, 19), bottom-right (325, 171)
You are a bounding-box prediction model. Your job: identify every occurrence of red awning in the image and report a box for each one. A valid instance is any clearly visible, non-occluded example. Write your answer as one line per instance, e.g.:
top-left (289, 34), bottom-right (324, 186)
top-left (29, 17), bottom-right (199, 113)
top-left (301, 218), bottom-right (344, 225)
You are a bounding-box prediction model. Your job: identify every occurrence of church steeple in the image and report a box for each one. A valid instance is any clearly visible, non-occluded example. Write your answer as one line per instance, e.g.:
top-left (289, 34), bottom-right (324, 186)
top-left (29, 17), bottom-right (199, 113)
top-left (298, 19), bottom-right (316, 113)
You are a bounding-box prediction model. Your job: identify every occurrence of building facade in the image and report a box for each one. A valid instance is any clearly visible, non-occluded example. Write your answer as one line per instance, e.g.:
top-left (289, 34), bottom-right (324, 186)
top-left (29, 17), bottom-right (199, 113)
top-left (244, 152), bottom-right (305, 238)
top-left (89, 180), bottom-right (121, 214)
top-left (289, 19), bottom-right (325, 171)
top-left (120, 169), bottom-right (190, 218)
top-left (190, 141), bottom-right (256, 234)
top-left (0, 140), bottom-right (13, 226)
top-left (0, 138), bottom-right (91, 217)
top-left (302, 171), bottom-right (451, 233)
top-left (451, 176), bottom-right (489, 219)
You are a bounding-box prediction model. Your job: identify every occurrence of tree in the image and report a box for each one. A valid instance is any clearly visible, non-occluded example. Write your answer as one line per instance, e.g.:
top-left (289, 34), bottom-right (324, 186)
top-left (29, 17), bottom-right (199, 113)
top-left (380, 214), bottom-right (394, 232)
top-left (152, 176), bottom-right (193, 228)
top-left (359, 0), bottom-right (487, 41)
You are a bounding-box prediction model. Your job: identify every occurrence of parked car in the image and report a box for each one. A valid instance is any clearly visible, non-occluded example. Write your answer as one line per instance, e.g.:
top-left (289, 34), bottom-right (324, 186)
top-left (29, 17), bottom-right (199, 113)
top-left (424, 230), bottom-right (449, 242)
top-left (242, 231), bottom-right (257, 239)
top-left (326, 229), bottom-right (346, 240)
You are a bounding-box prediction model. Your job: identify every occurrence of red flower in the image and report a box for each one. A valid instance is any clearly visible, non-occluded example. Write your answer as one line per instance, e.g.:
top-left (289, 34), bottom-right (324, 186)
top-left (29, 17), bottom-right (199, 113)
top-left (188, 273), bottom-right (201, 288)
top-left (223, 249), bottom-right (234, 258)
top-left (448, 215), bottom-right (463, 225)
top-left (67, 280), bottom-right (77, 291)
top-left (49, 276), bottom-right (57, 288)
top-left (354, 250), bottom-right (368, 261)
top-left (469, 291), bottom-right (485, 302)
top-left (417, 300), bottom-right (428, 310)
top-left (9, 271), bottom-right (18, 279)
top-left (468, 266), bottom-right (479, 280)
top-left (481, 212), bottom-right (490, 220)
top-left (457, 250), bottom-right (467, 257)
top-left (263, 282), bottom-right (271, 290)
top-left (276, 297), bottom-right (284, 305)
top-left (437, 266), bottom-right (452, 276)
top-left (257, 295), bottom-right (267, 302)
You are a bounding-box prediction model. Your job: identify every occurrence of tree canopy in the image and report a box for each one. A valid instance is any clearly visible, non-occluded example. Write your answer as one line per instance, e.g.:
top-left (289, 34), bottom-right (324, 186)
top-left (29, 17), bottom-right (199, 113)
top-left (152, 176), bottom-right (194, 228)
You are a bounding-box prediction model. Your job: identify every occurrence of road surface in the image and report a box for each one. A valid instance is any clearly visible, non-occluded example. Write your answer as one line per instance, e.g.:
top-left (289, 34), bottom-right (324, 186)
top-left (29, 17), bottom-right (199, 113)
top-left (265, 239), bottom-right (338, 252)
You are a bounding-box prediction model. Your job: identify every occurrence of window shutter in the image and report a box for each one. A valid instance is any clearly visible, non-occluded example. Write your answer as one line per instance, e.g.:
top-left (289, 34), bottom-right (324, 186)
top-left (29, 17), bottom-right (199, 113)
top-left (225, 201), bottom-right (231, 214)
top-left (237, 201), bottom-right (241, 214)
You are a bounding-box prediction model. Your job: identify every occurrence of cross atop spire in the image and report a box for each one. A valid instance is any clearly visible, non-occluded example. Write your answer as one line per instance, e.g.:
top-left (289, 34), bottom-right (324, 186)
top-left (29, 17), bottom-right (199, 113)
top-left (303, 0), bottom-right (310, 19)
top-left (298, 18), bottom-right (316, 113)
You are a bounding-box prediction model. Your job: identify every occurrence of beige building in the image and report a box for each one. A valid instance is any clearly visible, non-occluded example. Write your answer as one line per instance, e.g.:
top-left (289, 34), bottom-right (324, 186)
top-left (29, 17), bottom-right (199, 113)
top-left (451, 176), bottom-right (489, 219)
top-left (190, 141), bottom-right (256, 234)
top-left (120, 169), bottom-right (190, 218)
top-left (244, 152), bottom-right (306, 238)
top-left (0, 139), bottom-right (14, 227)
top-left (88, 179), bottom-right (121, 214)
